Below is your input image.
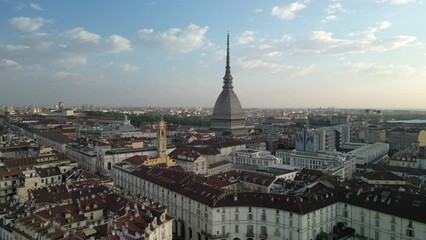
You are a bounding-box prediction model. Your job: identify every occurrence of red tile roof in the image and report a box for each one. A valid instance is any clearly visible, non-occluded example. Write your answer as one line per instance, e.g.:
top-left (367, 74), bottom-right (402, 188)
top-left (0, 168), bottom-right (22, 177)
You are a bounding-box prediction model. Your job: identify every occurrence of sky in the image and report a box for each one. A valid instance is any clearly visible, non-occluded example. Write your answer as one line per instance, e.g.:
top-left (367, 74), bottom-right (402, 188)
top-left (0, 0), bottom-right (425, 109)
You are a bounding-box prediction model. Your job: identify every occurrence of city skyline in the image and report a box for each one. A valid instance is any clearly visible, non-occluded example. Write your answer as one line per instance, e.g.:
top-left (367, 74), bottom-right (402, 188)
top-left (1, 0), bottom-right (425, 109)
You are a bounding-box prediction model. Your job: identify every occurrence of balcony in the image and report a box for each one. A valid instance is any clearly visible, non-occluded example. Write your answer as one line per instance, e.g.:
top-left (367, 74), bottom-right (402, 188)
top-left (259, 233), bottom-right (268, 239)
top-left (246, 232), bottom-right (254, 238)
top-left (207, 233), bottom-right (229, 239)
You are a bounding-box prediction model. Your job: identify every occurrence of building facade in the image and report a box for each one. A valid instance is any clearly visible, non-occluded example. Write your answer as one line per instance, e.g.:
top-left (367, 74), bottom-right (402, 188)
top-left (113, 165), bottom-right (426, 240)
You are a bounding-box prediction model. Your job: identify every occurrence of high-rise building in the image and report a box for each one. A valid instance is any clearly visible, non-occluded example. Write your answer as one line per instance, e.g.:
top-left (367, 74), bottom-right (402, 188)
top-left (210, 34), bottom-right (247, 137)
top-left (295, 124), bottom-right (351, 152)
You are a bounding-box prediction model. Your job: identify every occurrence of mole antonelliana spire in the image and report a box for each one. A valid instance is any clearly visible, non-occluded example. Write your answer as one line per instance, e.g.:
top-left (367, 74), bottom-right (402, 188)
top-left (210, 33), bottom-right (247, 136)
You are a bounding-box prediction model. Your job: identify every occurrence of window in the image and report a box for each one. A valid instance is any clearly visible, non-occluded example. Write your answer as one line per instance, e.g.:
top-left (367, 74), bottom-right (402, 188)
top-left (375, 219), bottom-right (380, 227)
top-left (247, 225), bottom-right (253, 234)
top-left (261, 211), bottom-right (267, 221)
top-left (406, 229), bottom-right (414, 237)
top-left (391, 224), bottom-right (395, 232)
top-left (274, 228), bottom-right (280, 237)
top-left (374, 231), bottom-right (379, 240)
top-left (361, 215), bottom-right (364, 223)
top-left (408, 220), bottom-right (413, 228)
top-left (235, 225), bottom-right (239, 233)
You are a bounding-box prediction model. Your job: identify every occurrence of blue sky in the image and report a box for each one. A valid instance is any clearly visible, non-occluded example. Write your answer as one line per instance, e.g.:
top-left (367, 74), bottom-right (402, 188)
top-left (0, 0), bottom-right (425, 109)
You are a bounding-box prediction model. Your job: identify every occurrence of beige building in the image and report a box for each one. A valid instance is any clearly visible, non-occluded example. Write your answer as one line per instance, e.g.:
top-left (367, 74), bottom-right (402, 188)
top-left (0, 168), bottom-right (23, 203)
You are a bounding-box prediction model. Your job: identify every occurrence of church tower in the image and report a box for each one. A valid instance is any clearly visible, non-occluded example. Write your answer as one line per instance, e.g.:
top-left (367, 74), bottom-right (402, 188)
top-left (210, 33), bottom-right (247, 136)
top-left (157, 114), bottom-right (167, 157)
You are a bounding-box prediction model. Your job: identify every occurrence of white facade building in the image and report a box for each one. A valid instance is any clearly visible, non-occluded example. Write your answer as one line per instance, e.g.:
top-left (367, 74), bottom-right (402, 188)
top-left (347, 142), bottom-right (389, 168)
top-left (275, 150), bottom-right (356, 180)
top-left (113, 164), bottom-right (426, 240)
top-left (230, 149), bottom-right (280, 167)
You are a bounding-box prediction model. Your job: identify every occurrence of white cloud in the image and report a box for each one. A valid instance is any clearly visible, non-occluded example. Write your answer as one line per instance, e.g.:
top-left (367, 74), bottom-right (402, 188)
top-left (120, 64), bottom-right (140, 72)
top-left (30, 3), bottom-right (43, 11)
top-left (236, 56), bottom-right (315, 76)
top-left (107, 34), bottom-right (132, 53)
top-left (325, 3), bottom-right (345, 14)
top-left (62, 27), bottom-right (101, 43)
top-left (378, 0), bottom-right (418, 5)
top-left (0, 59), bottom-right (21, 70)
top-left (321, 15), bottom-right (337, 23)
top-left (293, 21), bottom-right (416, 55)
top-left (280, 34), bottom-right (293, 42)
top-left (254, 9), bottom-right (263, 13)
top-left (347, 62), bottom-right (425, 78)
top-left (237, 31), bottom-right (255, 44)
top-left (236, 57), bottom-right (282, 72)
top-left (9, 17), bottom-right (50, 32)
top-left (258, 44), bottom-right (272, 50)
top-left (271, 2), bottom-right (307, 20)
top-left (55, 71), bottom-right (76, 79)
top-left (0, 44), bottom-right (30, 51)
top-left (60, 55), bottom-right (87, 66)
top-left (138, 24), bottom-right (209, 53)
top-left (264, 51), bottom-right (283, 58)
top-left (368, 21), bottom-right (391, 37)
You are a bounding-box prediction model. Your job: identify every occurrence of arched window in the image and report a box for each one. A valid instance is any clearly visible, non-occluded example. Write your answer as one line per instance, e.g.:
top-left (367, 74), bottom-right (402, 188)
top-left (107, 162), bottom-right (112, 170)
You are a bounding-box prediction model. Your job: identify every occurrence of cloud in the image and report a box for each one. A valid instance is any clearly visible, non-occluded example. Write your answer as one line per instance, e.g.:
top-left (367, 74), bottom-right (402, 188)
top-left (0, 44), bottom-right (30, 51)
top-left (321, 15), bottom-right (337, 23)
top-left (271, 2), bottom-right (307, 20)
top-left (107, 34), bottom-right (132, 53)
top-left (138, 24), bottom-right (209, 53)
top-left (30, 3), bottom-right (43, 11)
top-left (55, 71), bottom-right (76, 79)
top-left (378, 0), bottom-right (418, 5)
top-left (347, 62), bottom-right (425, 78)
top-left (9, 17), bottom-right (50, 32)
top-left (237, 31), bottom-right (255, 44)
top-left (354, 21), bottom-right (391, 40)
top-left (236, 56), bottom-right (315, 76)
top-left (120, 64), bottom-right (140, 72)
top-left (325, 3), bottom-right (345, 14)
top-left (0, 59), bottom-right (21, 70)
top-left (60, 55), bottom-right (87, 66)
top-left (272, 34), bottom-right (294, 43)
top-left (293, 21), bottom-right (416, 55)
top-left (62, 27), bottom-right (101, 43)
top-left (254, 9), bottom-right (263, 13)
top-left (264, 51), bottom-right (283, 58)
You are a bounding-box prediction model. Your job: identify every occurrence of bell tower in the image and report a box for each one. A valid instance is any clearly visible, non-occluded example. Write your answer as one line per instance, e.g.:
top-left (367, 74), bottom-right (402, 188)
top-left (157, 114), bottom-right (167, 157)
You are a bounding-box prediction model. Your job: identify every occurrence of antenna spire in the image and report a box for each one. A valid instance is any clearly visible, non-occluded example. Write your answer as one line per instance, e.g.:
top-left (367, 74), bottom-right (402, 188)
top-left (223, 32), bottom-right (233, 88)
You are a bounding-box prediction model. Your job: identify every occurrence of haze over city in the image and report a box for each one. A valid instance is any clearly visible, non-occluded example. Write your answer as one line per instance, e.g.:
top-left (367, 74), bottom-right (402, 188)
top-left (1, 0), bottom-right (425, 109)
